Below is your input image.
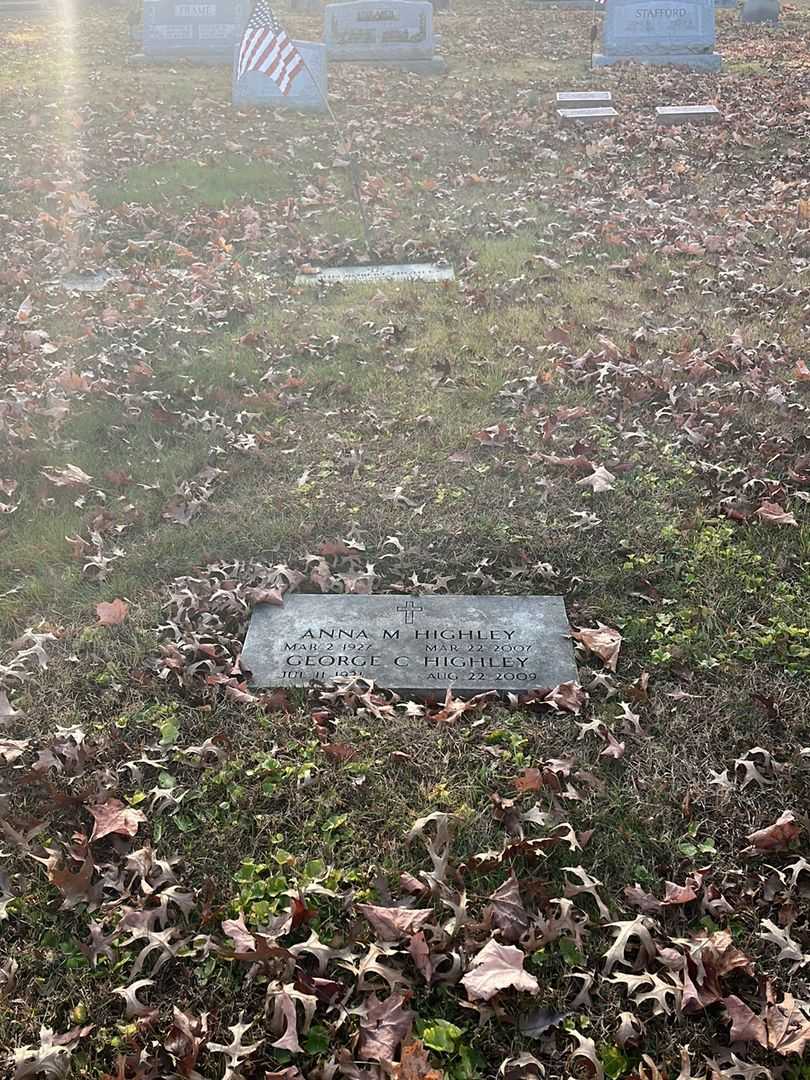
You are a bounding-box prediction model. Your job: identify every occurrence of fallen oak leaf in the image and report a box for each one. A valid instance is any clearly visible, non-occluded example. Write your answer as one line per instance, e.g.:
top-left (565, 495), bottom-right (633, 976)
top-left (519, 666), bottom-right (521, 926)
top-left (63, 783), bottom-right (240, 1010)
top-left (744, 810), bottom-right (801, 853)
top-left (461, 939), bottom-right (539, 1002)
top-left (10, 1025), bottom-right (82, 1080)
top-left (358, 992), bottom-right (415, 1062)
top-left (208, 1016), bottom-right (263, 1080)
top-left (571, 623), bottom-right (622, 671)
top-left (485, 873), bottom-right (531, 943)
top-left (357, 903), bottom-right (433, 942)
top-left (395, 1039), bottom-right (442, 1080)
top-left (723, 992), bottom-right (810, 1055)
top-left (576, 465), bottom-right (616, 494)
top-left (408, 931), bottom-right (433, 985)
top-left (96, 598), bottom-right (129, 626)
top-left (46, 855), bottom-right (98, 910)
top-left (0, 691), bottom-right (20, 720)
top-left (113, 978), bottom-right (155, 1019)
top-left (0, 738), bottom-right (29, 764)
top-left (755, 501), bottom-right (798, 527)
top-left (568, 1029), bottom-right (604, 1080)
top-left (88, 799), bottom-right (146, 842)
top-left (41, 464), bottom-right (93, 488)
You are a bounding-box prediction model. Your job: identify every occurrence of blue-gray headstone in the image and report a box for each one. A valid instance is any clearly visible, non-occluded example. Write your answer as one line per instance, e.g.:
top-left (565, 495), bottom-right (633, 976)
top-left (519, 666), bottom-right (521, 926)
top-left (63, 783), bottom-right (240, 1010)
top-left (324, 0), bottom-right (435, 61)
top-left (741, 0), bottom-right (778, 21)
top-left (143, 0), bottom-right (250, 61)
top-left (594, 0), bottom-right (721, 70)
top-left (232, 40), bottom-right (328, 112)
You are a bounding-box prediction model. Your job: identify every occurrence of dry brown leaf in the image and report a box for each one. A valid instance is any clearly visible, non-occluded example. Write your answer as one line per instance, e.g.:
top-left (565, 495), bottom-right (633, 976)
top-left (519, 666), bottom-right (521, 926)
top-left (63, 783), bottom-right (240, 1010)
top-left (461, 940), bottom-right (539, 1002)
top-left (745, 810), bottom-right (801, 852)
top-left (89, 799), bottom-right (146, 842)
top-left (96, 598), bottom-right (129, 626)
top-left (395, 1039), bottom-right (442, 1080)
top-left (577, 466), bottom-right (616, 494)
top-left (357, 904), bottom-right (433, 942)
top-left (571, 623), bottom-right (622, 671)
top-left (358, 993), bottom-right (414, 1062)
top-left (755, 501), bottom-right (798, 527)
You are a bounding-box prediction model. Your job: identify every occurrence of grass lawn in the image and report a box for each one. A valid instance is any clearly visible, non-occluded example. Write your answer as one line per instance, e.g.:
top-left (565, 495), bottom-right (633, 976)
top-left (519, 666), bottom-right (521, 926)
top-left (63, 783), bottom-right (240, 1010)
top-left (1, 1), bottom-right (809, 1077)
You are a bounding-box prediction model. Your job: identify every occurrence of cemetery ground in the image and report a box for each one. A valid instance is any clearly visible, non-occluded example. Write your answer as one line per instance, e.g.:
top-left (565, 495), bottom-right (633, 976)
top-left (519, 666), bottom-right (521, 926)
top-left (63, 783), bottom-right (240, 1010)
top-left (1, 0), bottom-right (810, 1076)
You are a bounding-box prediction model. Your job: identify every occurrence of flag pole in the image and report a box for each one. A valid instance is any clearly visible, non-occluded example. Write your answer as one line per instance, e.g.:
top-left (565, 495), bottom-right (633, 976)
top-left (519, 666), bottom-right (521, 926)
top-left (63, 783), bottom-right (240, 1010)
top-left (589, 0), bottom-right (598, 72)
top-left (293, 52), bottom-right (375, 260)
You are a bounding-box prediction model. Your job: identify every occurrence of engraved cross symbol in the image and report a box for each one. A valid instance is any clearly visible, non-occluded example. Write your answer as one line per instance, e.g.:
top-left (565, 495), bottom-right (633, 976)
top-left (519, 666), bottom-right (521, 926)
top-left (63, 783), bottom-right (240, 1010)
top-left (397, 599), bottom-right (423, 625)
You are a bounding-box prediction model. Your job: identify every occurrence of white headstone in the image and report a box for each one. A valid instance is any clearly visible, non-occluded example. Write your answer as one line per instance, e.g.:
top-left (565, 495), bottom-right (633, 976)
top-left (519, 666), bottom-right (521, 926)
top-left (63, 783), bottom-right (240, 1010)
top-left (233, 41), bottom-right (328, 112)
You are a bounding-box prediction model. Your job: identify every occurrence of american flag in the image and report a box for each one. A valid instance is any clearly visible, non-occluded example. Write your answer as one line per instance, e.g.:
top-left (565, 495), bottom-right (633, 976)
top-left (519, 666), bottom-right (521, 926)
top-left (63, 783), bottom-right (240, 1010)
top-left (237, 0), bottom-right (304, 95)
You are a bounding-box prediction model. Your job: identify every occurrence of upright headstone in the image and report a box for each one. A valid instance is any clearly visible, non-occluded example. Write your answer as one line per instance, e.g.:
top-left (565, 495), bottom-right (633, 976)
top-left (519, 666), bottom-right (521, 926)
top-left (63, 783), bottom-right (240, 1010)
top-left (593, 0), bottom-right (722, 70)
top-left (740, 0), bottom-right (778, 21)
top-left (0, 0), bottom-right (51, 11)
top-left (233, 40), bottom-right (328, 112)
top-left (324, 0), bottom-right (447, 72)
top-left (143, 0), bottom-right (250, 62)
top-left (242, 595), bottom-right (578, 695)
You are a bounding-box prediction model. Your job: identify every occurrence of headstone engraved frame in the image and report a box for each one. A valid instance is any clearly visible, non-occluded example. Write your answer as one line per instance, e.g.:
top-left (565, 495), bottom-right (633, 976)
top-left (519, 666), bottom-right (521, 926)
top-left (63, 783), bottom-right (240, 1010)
top-left (242, 594), bottom-right (578, 695)
top-left (143, 0), bottom-right (250, 61)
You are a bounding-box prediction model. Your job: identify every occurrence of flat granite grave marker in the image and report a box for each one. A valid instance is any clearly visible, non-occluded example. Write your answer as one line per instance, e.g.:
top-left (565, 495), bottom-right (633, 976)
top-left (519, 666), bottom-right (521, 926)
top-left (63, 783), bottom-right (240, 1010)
top-left (233, 40), bottom-right (327, 111)
top-left (656, 104), bottom-right (721, 123)
top-left (143, 0), bottom-right (250, 61)
top-left (242, 594), bottom-right (578, 694)
top-left (594, 0), bottom-right (721, 70)
top-left (324, 0), bottom-right (447, 71)
top-left (295, 263), bottom-right (455, 285)
top-left (557, 106), bottom-right (619, 125)
top-left (556, 91), bottom-right (613, 108)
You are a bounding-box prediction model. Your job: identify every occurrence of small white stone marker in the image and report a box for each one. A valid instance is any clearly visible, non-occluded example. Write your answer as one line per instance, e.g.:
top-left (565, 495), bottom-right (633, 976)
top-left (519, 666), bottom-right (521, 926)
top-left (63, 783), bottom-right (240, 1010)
top-left (557, 107), bottom-right (618, 125)
top-left (556, 91), bottom-right (613, 108)
top-left (295, 263), bottom-right (455, 286)
top-left (655, 105), bottom-right (722, 125)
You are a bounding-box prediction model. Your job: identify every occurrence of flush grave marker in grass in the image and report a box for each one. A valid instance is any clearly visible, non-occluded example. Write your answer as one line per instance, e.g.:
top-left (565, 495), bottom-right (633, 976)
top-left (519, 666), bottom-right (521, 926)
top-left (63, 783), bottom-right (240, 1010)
top-left (295, 263), bottom-right (455, 285)
top-left (242, 594), bottom-right (577, 695)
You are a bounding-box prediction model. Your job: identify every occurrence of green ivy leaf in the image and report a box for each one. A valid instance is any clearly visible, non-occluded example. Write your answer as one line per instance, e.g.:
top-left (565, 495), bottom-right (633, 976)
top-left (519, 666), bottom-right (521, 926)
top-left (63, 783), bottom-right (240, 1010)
top-left (420, 1019), bottom-right (463, 1053)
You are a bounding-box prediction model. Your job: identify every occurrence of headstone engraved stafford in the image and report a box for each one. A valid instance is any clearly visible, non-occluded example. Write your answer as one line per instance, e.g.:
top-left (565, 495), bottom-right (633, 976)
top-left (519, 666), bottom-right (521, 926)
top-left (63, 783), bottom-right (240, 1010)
top-left (324, 0), bottom-right (448, 73)
top-left (594, 0), bottom-right (721, 70)
top-left (242, 595), bottom-right (578, 695)
top-left (233, 40), bottom-right (327, 111)
top-left (143, 0), bottom-right (250, 62)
